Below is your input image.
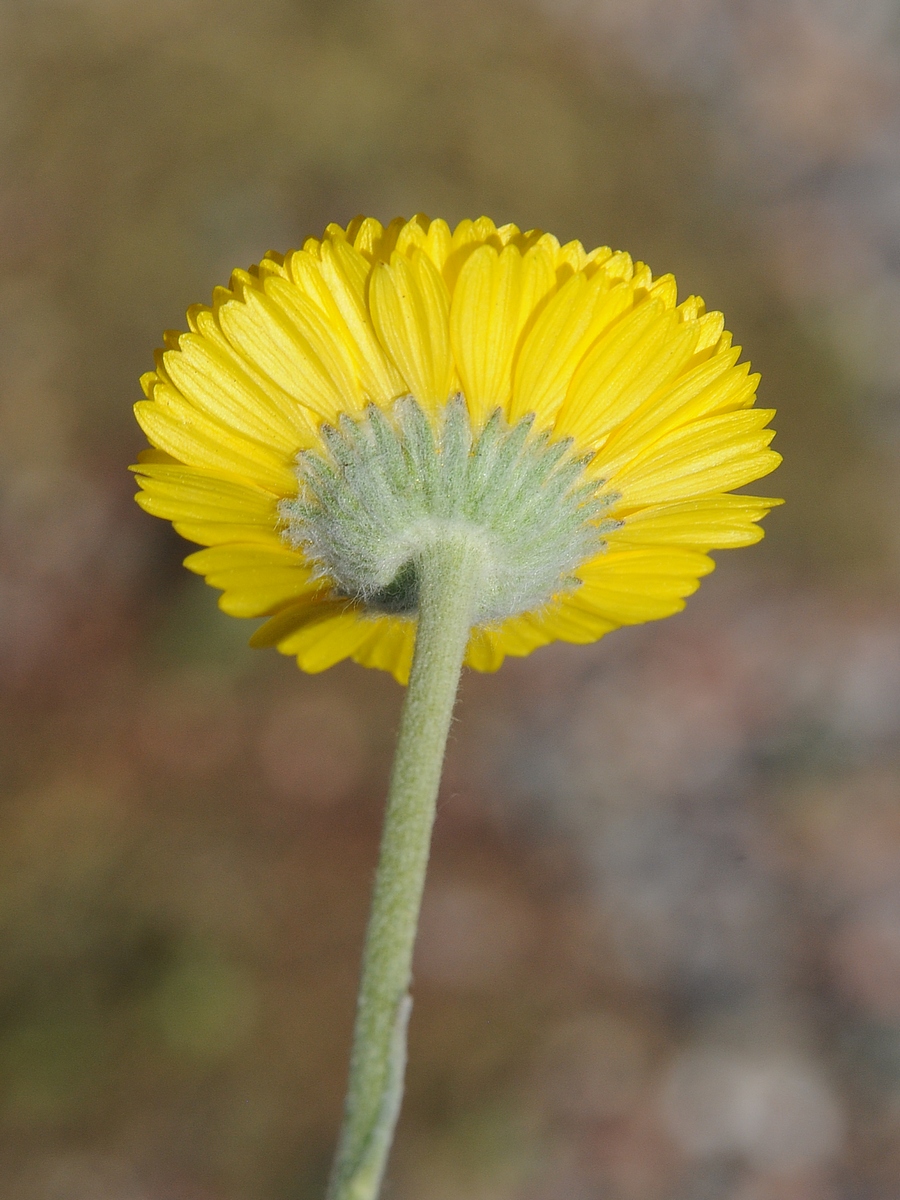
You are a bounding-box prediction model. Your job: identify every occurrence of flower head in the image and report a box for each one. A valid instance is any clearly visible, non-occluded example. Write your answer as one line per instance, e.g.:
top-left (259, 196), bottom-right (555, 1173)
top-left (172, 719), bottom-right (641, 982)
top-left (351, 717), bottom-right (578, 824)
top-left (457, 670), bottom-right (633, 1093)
top-left (132, 214), bottom-right (781, 684)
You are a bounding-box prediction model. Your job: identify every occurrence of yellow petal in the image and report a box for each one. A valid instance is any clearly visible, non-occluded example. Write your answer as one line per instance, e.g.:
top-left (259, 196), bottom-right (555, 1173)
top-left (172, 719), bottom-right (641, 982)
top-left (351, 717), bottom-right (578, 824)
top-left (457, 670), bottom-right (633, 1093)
top-left (595, 249), bottom-right (634, 285)
top-left (257, 252), bottom-right (288, 281)
top-left (351, 619), bottom-right (416, 684)
top-left (132, 463), bottom-right (280, 525)
top-left (183, 543), bottom-right (307, 575)
top-left (185, 304), bottom-right (324, 438)
top-left (649, 274), bottom-right (678, 309)
top-left (314, 239), bottom-right (407, 405)
top-left (611, 494), bottom-right (783, 551)
top-left (450, 244), bottom-right (523, 425)
top-left (161, 335), bottom-right (313, 453)
top-left (557, 303), bottom-right (699, 446)
top-left (216, 575), bottom-right (322, 618)
top-left (510, 271), bottom-right (635, 426)
top-left (444, 217), bottom-right (500, 291)
top-left (386, 216), bottom-right (453, 278)
top-left (183, 543), bottom-right (321, 617)
top-left (678, 295), bottom-right (705, 322)
top-left (279, 609), bottom-right (377, 672)
top-left (134, 447), bottom-right (179, 464)
top-left (251, 600), bottom-right (371, 670)
top-left (134, 387), bottom-right (297, 495)
top-left (591, 346), bottom-right (751, 478)
top-left (369, 250), bottom-right (454, 411)
top-left (555, 238), bottom-right (588, 280)
top-left (173, 521), bottom-right (285, 549)
top-left (693, 310), bottom-right (725, 356)
top-left (573, 546), bottom-right (715, 624)
top-left (524, 599), bottom-right (616, 644)
top-left (464, 627), bottom-right (507, 673)
top-left (610, 410), bottom-right (780, 508)
top-left (216, 285), bottom-right (348, 422)
top-left (515, 241), bottom-right (559, 345)
top-left (249, 600), bottom-right (333, 648)
top-left (351, 216), bottom-right (406, 264)
top-left (394, 213), bottom-right (431, 259)
top-left (422, 218), bottom-right (453, 274)
top-left (262, 274), bottom-right (365, 413)
top-left (489, 613), bottom-right (558, 658)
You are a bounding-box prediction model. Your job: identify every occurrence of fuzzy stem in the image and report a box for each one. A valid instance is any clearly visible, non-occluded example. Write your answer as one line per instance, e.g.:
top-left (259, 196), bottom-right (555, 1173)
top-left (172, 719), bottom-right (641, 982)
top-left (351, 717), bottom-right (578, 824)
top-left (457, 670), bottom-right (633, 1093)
top-left (327, 534), bottom-right (485, 1200)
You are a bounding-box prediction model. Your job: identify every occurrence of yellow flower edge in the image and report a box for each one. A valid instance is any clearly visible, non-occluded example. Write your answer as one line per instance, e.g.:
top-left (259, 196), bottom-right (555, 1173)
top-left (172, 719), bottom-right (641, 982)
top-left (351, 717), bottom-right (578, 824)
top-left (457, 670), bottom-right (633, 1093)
top-left (132, 214), bottom-right (782, 685)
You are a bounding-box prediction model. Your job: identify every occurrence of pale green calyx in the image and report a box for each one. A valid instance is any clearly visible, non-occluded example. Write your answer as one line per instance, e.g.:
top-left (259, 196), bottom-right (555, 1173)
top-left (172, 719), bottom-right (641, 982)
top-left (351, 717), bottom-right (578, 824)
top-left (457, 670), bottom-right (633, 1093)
top-left (280, 395), bottom-right (617, 625)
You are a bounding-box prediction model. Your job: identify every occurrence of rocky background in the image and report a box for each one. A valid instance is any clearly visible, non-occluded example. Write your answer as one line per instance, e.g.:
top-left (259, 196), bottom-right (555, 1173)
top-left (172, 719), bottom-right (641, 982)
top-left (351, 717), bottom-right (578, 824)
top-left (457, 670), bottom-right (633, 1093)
top-left (2, 1), bottom-right (900, 1197)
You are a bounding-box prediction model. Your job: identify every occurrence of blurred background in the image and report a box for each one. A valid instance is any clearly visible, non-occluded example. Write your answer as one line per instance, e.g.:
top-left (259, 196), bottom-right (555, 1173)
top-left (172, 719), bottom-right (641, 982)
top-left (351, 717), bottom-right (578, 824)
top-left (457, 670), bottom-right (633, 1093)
top-left (1, 0), bottom-right (900, 1196)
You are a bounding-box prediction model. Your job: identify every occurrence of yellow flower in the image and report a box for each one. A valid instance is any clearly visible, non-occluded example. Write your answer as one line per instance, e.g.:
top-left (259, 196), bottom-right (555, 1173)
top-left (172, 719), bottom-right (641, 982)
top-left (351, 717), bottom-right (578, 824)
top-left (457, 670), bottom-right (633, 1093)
top-left (132, 214), bottom-right (781, 684)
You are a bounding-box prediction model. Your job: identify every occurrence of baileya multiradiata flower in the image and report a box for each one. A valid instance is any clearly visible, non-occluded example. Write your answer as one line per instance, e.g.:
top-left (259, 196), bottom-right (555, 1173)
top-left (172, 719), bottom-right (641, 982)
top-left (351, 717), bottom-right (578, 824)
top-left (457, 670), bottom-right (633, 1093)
top-left (132, 214), bottom-right (782, 1200)
top-left (132, 214), bottom-right (781, 683)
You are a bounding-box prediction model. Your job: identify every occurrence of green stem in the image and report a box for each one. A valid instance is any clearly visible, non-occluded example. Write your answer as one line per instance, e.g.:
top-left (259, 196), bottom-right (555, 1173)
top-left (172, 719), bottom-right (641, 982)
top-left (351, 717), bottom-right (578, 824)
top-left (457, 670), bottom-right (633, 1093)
top-left (327, 534), bottom-right (485, 1200)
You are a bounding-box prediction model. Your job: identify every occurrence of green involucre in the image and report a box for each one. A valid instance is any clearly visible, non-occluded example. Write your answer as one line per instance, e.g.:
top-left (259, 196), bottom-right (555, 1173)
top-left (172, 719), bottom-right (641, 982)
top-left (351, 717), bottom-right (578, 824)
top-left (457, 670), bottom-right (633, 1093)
top-left (280, 395), bottom-right (618, 624)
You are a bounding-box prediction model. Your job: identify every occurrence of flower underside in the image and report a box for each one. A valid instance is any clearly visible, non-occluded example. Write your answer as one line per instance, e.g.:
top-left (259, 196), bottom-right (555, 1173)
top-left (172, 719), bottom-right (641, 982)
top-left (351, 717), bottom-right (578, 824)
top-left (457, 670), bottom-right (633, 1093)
top-left (280, 395), bottom-right (616, 625)
top-left (131, 213), bottom-right (783, 683)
